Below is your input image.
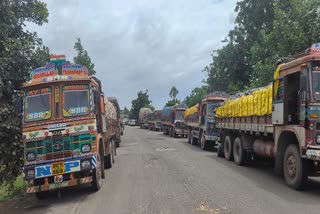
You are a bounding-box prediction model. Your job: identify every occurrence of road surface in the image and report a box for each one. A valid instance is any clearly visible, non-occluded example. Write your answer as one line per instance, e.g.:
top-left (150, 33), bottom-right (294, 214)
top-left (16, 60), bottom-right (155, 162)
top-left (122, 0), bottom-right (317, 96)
top-left (3, 126), bottom-right (320, 214)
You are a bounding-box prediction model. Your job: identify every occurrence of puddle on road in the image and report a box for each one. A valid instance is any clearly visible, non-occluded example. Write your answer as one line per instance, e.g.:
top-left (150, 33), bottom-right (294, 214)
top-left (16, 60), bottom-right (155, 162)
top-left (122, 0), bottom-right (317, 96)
top-left (155, 146), bottom-right (177, 152)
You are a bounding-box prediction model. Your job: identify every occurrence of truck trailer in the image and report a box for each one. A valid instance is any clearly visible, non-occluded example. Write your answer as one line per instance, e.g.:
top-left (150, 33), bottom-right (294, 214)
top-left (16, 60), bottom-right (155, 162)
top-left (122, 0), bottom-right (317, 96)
top-left (215, 43), bottom-right (320, 189)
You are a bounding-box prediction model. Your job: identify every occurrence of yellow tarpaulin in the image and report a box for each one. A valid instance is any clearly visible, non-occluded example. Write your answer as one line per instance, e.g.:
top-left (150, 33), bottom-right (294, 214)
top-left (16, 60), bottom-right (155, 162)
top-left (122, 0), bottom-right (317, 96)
top-left (184, 104), bottom-right (198, 118)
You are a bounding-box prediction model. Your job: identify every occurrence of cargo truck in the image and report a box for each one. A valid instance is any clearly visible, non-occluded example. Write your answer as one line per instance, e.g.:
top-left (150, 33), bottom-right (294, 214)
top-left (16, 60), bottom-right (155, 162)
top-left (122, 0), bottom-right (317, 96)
top-left (147, 110), bottom-right (163, 131)
top-left (139, 108), bottom-right (152, 129)
top-left (162, 104), bottom-right (187, 137)
top-left (215, 43), bottom-right (320, 189)
top-left (22, 55), bottom-right (118, 199)
top-left (184, 92), bottom-right (229, 150)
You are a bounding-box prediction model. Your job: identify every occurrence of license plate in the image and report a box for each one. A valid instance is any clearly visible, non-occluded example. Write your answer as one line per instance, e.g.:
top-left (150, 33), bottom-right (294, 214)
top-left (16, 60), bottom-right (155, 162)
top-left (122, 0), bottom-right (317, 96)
top-left (52, 162), bottom-right (65, 175)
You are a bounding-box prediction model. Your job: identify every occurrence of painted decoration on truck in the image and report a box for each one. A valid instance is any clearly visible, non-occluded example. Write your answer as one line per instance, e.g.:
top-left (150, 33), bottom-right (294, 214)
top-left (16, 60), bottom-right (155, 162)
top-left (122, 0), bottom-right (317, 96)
top-left (62, 85), bottom-right (90, 117)
top-left (310, 43), bottom-right (320, 55)
top-left (35, 160), bottom-right (80, 178)
top-left (24, 87), bottom-right (52, 121)
top-left (62, 62), bottom-right (88, 76)
top-left (30, 63), bottom-right (57, 80)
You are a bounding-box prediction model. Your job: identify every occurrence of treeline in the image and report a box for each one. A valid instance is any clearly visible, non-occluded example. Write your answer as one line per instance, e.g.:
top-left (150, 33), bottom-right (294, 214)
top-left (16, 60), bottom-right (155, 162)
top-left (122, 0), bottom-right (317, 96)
top-left (204, 0), bottom-right (320, 94)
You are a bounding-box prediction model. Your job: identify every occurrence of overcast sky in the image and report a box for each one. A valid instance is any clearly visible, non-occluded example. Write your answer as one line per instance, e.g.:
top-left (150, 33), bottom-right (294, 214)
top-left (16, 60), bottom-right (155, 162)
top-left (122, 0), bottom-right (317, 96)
top-left (28, 0), bottom-right (237, 109)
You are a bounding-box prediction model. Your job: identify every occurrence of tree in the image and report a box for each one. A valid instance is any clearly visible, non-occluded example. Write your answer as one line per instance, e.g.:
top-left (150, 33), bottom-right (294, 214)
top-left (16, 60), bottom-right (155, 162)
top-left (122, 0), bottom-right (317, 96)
top-left (144, 104), bottom-right (155, 111)
top-left (122, 107), bottom-right (129, 115)
top-left (205, 0), bottom-right (275, 93)
top-left (169, 86), bottom-right (179, 100)
top-left (165, 86), bottom-right (180, 107)
top-left (73, 38), bottom-right (96, 75)
top-left (129, 90), bottom-right (152, 119)
top-left (0, 0), bottom-right (49, 186)
top-left (184, 85), bottom-right (208, 107)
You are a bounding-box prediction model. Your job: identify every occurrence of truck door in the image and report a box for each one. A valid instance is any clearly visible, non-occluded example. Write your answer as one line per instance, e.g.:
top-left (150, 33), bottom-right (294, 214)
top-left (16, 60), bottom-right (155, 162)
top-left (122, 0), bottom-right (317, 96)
top-left (200, 103), bottom-right (207, 125)
top-left (299, 66), bottom-right (309, 127)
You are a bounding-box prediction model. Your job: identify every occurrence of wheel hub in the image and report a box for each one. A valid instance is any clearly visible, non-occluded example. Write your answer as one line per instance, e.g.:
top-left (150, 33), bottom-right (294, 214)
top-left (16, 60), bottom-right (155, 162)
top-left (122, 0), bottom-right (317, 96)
top-left (286, 155), bottom-right (297, 177)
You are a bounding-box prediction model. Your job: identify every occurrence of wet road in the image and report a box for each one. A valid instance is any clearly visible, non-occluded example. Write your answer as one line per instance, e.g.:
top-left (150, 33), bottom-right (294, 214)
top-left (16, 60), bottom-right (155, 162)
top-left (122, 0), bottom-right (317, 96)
top-left (3, 126), bottom-right (320, 214)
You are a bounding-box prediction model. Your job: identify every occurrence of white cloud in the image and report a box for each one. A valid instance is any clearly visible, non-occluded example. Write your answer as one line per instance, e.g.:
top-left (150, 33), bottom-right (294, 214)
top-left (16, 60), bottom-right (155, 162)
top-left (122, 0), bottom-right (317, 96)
top-left (28, 0), bottom-right (237, 109)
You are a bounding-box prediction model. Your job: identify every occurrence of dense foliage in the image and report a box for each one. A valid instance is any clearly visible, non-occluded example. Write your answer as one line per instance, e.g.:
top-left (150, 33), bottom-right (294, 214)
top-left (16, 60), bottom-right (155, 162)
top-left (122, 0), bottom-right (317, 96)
top-left (183, 85), bottom-right (208, 107)
top-left (0, 0), bottom-right (49, 186)
top-left (205, 0), bottom-right (320, 94)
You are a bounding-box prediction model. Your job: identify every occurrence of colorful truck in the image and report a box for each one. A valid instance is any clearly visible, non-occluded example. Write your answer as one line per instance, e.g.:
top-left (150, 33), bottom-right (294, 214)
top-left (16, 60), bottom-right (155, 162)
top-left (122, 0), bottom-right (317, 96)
top-left (139, 107), bottom-right (152, 129)
top-left (214, 43), bottom-right (320, 189)
top-left (184, 92), bottom-right (229, 150)
top-left (22, 55), bottom-right (118, 199)
top-left (162, 104), bottom-right (187, 137)
top-left (147, 110), bottom-right (163, 131)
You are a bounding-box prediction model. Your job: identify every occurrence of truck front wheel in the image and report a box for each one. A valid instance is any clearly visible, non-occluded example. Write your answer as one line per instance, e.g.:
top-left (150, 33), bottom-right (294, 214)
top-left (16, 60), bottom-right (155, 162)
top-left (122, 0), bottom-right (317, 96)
top-left (217, 143), bottom-right (224, 158)
top-left (188, 129), bottom-right (192, 144)
top-left (200, 132), bottom-right (208, 150)
top-left (91, 154), bottom-right (102, 191)
top-left (283, 144), bottom-right (309, 190)
top-left (224, 136), bottom-right (233, 161)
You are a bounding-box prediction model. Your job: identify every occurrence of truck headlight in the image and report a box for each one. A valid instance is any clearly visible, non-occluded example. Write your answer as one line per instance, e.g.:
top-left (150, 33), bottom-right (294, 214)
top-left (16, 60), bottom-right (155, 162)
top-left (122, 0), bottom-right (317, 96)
top-left (81, 159), bottom-right (91, 170)
top-left (27, 169), bottom-right (35, 178)
top-left (316, 135), bottom-right (320, 144)
top-left (27, 152), bottom-right (36, 161)
top-left (81, 144), bottom-right (91, 153)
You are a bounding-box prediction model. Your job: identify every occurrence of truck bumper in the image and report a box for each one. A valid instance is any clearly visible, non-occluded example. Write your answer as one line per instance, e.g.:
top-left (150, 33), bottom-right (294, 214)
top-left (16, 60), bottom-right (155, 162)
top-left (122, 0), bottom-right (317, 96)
top-left (205, 135), bottom-right (218, 142)
top-left (26, 176), bottom-right (92, 193)
top-left (175, 129), bottom-right (187, 135)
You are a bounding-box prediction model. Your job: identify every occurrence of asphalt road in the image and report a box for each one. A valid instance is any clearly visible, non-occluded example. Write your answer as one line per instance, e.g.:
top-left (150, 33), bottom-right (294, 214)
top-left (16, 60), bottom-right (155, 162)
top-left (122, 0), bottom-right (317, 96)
top-left (3, 126), bottom-right (320, 214)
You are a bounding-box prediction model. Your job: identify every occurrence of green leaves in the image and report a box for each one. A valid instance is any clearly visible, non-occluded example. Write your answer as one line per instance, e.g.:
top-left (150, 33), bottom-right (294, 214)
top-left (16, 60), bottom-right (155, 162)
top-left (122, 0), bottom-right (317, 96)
top-left (0, 0), bottom-right (49, 186)
top-left (129, 90), bottom-right (152, 119)
top-left (165, 86), bottom-right (180, 107)
top-left (184, 85), bottom-right (208, 107)
top-left (73, 38), bottom-right (96, 76)
top-left (205, 0), bottom-right (320, 93)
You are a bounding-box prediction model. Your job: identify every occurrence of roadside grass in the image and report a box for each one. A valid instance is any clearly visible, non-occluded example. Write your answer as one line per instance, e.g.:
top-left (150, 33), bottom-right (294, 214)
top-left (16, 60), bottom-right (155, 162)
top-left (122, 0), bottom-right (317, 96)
top-left (0, 175), bottom-right (25, 201)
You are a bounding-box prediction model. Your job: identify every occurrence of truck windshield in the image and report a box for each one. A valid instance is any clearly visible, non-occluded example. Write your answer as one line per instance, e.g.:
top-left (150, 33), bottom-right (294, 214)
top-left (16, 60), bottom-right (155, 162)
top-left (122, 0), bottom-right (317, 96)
top-left (62, 85), bottom-right (90, 117)
top-left (24, 87), bottom-right (51, 121)
top-left (312, 62), bottom-right (320, 100)
top-left (175, 110), bottom-right (184, 120)
top-left (208, 102), bottom-right (221, 116)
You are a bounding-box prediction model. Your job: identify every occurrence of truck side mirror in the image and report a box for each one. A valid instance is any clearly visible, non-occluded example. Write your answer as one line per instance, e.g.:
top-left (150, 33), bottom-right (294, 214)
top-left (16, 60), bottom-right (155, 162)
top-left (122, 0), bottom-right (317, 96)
top-left (93, 90), bottom-right (99, 114)
top-left (14, 95), bottom-right (23, 116)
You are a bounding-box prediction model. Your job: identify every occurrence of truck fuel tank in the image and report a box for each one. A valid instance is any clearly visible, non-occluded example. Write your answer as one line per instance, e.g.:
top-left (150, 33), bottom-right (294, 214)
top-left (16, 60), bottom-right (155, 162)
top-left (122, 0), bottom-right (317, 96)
top-left (253, 139), bottom-right (274, 158)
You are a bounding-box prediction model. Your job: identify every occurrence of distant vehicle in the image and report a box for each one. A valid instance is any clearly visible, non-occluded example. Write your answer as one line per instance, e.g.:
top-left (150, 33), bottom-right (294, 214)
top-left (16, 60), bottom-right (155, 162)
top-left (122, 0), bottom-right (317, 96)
top-left (139, 108), bottom-right (153, 129)
top-left (162, 104), bottom-right (187, 138)
top-left (128, 119), bottom-right (137, 126)
top-left (147, 110), bottom-right (163, 131)
top-left (184, 92), bottom-right (229, 150)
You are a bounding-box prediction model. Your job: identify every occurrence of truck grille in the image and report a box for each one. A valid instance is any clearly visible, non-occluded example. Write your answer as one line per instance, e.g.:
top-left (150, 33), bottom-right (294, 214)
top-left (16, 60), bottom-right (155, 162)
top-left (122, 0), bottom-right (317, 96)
top-left (25, 133), bottom-right (94, 162)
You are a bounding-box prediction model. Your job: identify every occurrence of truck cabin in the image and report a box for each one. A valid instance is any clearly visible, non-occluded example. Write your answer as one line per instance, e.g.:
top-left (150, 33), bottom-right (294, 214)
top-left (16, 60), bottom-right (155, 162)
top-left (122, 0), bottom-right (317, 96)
top-left (199, 98), bottom-right (226, 125)
top-left (171, 108), bottom-right (185, 129)
top-left (274, 53), bottom-right (320, 127)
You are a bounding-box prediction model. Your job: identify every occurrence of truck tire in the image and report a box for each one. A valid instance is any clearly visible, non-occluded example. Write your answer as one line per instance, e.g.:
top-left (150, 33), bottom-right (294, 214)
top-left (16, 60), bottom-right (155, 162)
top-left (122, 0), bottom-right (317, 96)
top-left (217, 143), bottom-right (224, 158)
top-left (200, 132), bottom-right (208, 150)
top-left (91, 154), bottom-right (102, 191)
top-left (112, 140), bottom-right (116, 162)
top-left (191, 135), bottom-right (198, 145)
top-left (173, 128), bottom-right (177, 138)
top-left (188, 129), bottom-right (192, 144)
top-left (283, 144), bottom-right (309, 190)
top-left (233, 137), bottom-right (245, 165)
top-left (224, 136), bottom-right (233, 161)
